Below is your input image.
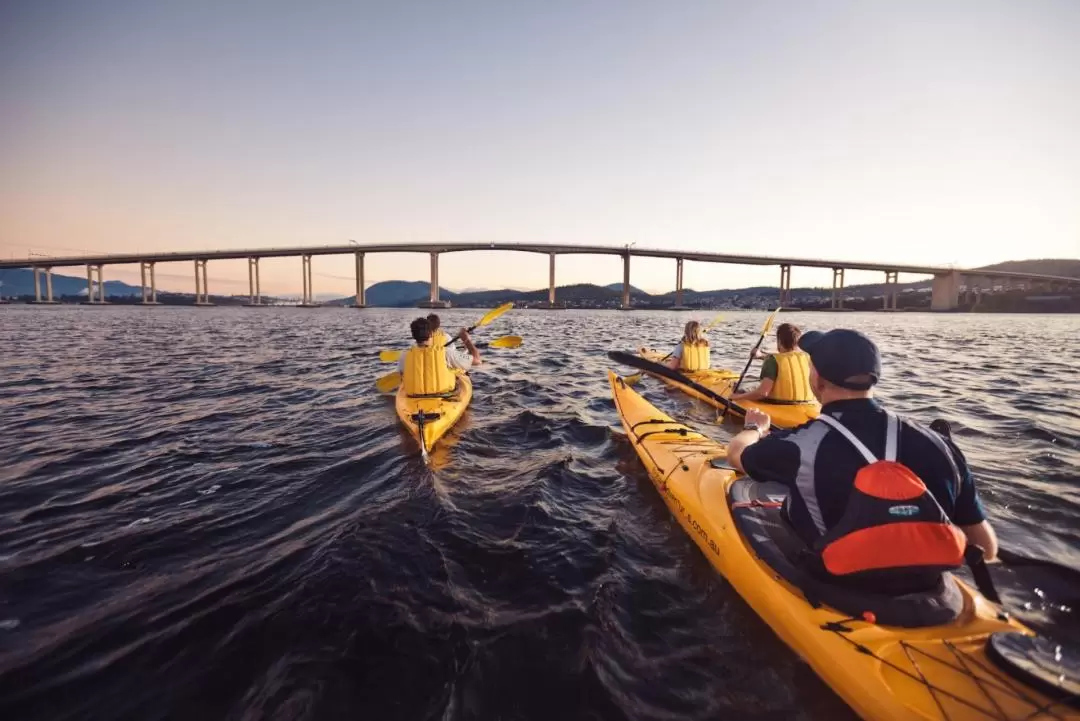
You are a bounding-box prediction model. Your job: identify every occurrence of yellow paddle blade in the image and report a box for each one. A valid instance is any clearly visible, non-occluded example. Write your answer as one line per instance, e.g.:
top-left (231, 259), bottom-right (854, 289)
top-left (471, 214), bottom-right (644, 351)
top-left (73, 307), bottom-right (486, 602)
top-left (489, 335), bottom-right (523, 349)
top-left (623, 373), bottom-right (644, 386)
top-left (379, 349), bottom-right (402, 363)
top-left (475, 302), bottom-right (514, 328)
top-left (760, 307), bottom-right (781, 335)
top-left (704, 313), bottom-right (725, 331)
top-left (375, 371), bottom-right (401, 393)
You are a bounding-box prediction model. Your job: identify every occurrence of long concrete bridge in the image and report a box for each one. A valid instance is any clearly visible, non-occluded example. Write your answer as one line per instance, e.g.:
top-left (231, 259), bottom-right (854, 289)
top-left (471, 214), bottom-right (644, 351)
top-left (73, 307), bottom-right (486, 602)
top-left (3, 242), bottom-right (1078, 310)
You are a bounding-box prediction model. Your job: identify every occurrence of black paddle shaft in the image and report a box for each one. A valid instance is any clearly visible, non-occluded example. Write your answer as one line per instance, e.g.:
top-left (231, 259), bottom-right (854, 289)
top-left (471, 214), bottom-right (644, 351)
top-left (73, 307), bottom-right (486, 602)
top-left (607, 351), bottom-right (749, 417)
top-left (730, 336), bottom-right (767, 396)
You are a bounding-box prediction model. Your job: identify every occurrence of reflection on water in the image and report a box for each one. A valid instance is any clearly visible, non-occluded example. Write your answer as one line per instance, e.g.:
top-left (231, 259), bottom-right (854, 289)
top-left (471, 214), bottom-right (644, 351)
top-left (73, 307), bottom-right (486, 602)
top-left (0, 307), bottom-right (1077, 720)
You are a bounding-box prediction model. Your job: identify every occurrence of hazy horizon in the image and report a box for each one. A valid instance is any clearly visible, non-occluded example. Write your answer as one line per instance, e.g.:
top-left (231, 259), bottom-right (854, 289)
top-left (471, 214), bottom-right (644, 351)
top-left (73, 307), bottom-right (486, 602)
top-left (3, 1), bottom-right (1078, 296)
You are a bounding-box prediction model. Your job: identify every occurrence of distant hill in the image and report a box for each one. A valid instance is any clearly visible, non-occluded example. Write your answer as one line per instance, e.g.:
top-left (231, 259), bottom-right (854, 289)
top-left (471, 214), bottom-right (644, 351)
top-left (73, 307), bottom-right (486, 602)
top-left (324, 280), bottom-right (457, 307)
top-left (976, 259), bottom-right (1080, 278)
top-left (602, 282), bottom-right (648, 296)
top-left (0, 268), bottom-right (143, 297)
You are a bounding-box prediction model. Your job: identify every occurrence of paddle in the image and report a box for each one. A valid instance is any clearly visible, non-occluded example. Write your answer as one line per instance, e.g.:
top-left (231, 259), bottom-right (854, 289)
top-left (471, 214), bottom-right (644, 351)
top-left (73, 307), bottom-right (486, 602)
top-left (374, 303), bottom-right (514, 392)
top-left (379, 334), bottom-right (522, 363)
top-left (607, 350), bottom-right (749, 417)
top-left (625, 312), bottom-right (726, 385)
top-left (729, 308), bottom-right (781, 397)
top-left (928, 419), bottom-right (1080, 626)
top-left (375, 371), bottom-right (403, 393)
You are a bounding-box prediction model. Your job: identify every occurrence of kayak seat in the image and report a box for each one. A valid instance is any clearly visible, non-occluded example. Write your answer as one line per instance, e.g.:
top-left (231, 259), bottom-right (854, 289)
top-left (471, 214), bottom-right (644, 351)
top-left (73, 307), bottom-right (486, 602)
top-left (729, 478), bottom-right (964, 628)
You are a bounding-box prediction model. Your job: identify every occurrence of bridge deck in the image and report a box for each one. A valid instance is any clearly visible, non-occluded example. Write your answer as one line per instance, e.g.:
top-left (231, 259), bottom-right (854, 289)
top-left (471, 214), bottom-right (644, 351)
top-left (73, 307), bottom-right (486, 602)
top-left (0, 242), bottom-right (1076, 283)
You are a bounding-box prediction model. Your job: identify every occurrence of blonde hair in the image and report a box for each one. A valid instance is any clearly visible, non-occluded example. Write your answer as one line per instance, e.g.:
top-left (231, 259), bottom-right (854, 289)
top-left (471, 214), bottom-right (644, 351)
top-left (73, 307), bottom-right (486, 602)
top-left (682, 320), bottom-right (708, 347)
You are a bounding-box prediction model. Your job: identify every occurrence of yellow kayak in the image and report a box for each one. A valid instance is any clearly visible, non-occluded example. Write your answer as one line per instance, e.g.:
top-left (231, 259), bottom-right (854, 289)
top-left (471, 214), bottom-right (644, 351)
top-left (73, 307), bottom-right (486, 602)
top-left (395, 372), bottom-right (472, 459)
top-left (639, 347), bottom-right (820, 429)
top-left (608, 370), bottom-right (1077, 720)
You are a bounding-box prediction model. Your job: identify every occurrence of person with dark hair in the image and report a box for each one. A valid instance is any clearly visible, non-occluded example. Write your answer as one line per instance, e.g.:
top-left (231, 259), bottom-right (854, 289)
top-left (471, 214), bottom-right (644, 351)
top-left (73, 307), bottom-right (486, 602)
top-left (397, 318), bottom-right (480, 396)
top-left (731, 322), bottom-right (813, 404)
top-left (426, 314), bottom-right (451, 348)
top-left (727, 329), bottom-right (997, 592)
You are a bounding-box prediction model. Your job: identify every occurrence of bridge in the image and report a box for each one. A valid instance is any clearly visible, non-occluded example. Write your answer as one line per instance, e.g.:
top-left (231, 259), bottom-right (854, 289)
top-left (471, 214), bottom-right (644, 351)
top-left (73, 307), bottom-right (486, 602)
top-left (3, 242), bottom-right (1078, 311)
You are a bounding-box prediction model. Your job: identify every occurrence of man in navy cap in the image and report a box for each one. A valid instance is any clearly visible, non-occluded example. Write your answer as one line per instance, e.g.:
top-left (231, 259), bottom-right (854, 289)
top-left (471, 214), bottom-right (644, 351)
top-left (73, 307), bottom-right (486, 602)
top-left (727, 328), bottom-right (998, 560)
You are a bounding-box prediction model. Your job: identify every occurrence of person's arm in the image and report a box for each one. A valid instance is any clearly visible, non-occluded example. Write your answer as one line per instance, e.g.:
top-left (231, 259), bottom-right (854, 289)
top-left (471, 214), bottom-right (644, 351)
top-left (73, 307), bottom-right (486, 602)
top-left (944, 436), bottom-right (998, 560)
top-left (961, 521), bottom-right (998, 561)
top-left (458, 328), bottom-right (481, 366)
top-left (727, 408), bottom-right (772, 473)
top-left (397, 355), bottom-right (406, 374)
top-left (664, 344), bottom-right (682, 370)
top-left (732, 378), bottom-right (773, 402)
top-left (732, 356), bottom-right (777, 401)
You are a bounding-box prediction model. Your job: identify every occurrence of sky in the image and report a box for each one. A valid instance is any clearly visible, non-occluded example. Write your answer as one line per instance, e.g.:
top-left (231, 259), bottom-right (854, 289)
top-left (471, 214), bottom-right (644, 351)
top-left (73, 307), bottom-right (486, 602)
top-left (2, 0), bottom-right (1078, 297)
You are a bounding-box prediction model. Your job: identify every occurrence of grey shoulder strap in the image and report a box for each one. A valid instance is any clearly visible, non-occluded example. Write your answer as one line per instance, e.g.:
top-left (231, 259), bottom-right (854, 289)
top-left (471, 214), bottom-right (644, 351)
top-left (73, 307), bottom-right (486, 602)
top-left (817, 411), bottom-right (899, 464)
top-left (816, 414), bottom-right (877, 464)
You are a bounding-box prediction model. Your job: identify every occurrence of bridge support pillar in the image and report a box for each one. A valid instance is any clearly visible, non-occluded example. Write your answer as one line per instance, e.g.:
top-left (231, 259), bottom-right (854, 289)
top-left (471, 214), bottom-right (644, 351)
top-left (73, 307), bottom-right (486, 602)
top-left (85, 264), bottom-right (105, 304)
top-left (300, 254), bottom-right (316, 307)
top-left (31, 267), bottom-right (58, 303)
top-left (194, 259), bottom-right (212, 306)
top-left (621, 253), bottom-right (631, 310)
top-left (931, 271), bottom-right (960, 311)
top-left (419, 251), bottom-right (449, 308)
top-left (831, 268), bottom-right (844, 309)
top-left (883, 271), bottom-right (899, 310)
top-left (140, 262), bottom-right (158, 304)
top-left (245, 258), bottom-right (261, 306)
top-left (779, 264), bottom-right (791, 308)
top-left (354, 252), bottom-right (365, 307)
top-left (674, 258), bottom-right (686, 309)
top-left (548, 253), bottom-right (556, 307)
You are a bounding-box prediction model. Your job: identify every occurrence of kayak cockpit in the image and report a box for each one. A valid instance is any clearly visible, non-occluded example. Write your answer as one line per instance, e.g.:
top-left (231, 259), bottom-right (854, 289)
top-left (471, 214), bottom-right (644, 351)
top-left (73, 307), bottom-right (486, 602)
top-left (728, 478), bottom-right (965, 628)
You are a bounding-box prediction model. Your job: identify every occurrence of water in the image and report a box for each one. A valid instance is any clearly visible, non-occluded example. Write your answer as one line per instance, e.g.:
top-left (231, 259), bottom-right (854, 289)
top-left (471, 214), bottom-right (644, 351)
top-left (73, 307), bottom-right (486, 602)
top-left (1, 306), bottom-right (1078, 721)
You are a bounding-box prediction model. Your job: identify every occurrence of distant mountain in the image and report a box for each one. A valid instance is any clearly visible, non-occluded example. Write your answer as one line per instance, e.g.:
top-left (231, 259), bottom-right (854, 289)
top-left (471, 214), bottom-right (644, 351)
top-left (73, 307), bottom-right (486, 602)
top-left (0, 268), bottom-right (143, 297)
top-left (323, 280), bottom-right (458, 307)
top-left (976, 259), bottom-right (1080, 278)
top-left (603, 282), bottom-right (648, 296)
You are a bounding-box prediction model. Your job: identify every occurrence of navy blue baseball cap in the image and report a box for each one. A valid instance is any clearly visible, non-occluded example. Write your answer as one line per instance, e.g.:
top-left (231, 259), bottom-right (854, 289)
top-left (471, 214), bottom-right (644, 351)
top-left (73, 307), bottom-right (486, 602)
top-left (798, 329), bottom-right (881, 390)
top-left (796, 330), bottom-right (824, 351)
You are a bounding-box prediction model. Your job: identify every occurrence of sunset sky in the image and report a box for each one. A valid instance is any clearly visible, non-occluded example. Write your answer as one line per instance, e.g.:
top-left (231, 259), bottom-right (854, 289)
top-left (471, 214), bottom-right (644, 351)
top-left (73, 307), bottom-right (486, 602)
top-left (2, 1), bottom-right (1078, 297)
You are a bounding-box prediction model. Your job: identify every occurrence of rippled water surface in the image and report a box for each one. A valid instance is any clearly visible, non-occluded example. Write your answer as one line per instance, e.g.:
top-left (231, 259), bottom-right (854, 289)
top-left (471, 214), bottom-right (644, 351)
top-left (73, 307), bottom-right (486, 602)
top-left (1, 306), bottom-right (1078, 721)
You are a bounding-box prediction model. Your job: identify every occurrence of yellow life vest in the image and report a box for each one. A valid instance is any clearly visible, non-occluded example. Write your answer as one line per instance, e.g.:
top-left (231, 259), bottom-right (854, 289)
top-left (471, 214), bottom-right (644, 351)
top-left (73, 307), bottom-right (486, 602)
top-left (432, 329), bottom-right (451, 348)
top-left (679, 342), bottom-right (710, 372)
top-left (770, 350), bottom-right (814, 402)
top-left (403, 345), bottom-right (456, 396)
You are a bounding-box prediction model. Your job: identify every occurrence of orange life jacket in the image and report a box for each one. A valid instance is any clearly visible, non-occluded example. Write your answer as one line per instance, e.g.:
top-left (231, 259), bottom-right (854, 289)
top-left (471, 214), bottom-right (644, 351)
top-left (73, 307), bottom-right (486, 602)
top-left (813, 413), bottom-right (966, 589)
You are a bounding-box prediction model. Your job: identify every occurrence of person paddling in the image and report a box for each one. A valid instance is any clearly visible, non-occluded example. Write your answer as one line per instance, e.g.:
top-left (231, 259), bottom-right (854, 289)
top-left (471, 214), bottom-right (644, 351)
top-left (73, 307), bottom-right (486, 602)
top-left (726, 328), bottom-right (997, 592)
top-left (397, 318), bottom-right (480, 395)
top-left (731, 323), bottom-right (814, 404)
top-left (663, 320), bottom-right (710, 371)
